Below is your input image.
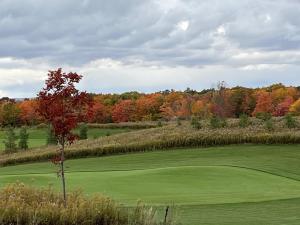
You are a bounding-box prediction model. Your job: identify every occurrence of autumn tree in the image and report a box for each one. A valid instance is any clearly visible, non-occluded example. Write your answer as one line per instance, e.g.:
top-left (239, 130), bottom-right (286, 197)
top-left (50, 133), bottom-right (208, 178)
top-left (0, 102), bottom-right (21, 127)
top-left (252, 91), bottom-right (273, 116)
top-left (112, 99), bottom-right (136, 122)
top-left (289, 98), bottom-right (300, 115)
top-left (273, 96), bottom-right (294, 117)
top-left (18, 99), bottom-right (42, 125)
top-left (191, 100), bottom-right (211, 119)
top-left (38, 68), bottom-right (92, 206)
top-left (88, 101), bottom-right (112, 123)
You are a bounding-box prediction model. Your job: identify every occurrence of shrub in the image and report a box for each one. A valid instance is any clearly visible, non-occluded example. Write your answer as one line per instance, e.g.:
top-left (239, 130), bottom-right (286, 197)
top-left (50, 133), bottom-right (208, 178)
top-left (191, 116), bottom-right (201, 129)
top-left (256, 112), bottom-right (272, 121)
top-left (176, 117), bottom-right (182, 126)
top-left (79, 123), bottom-right (88, 140)
top-left (0, 183), bottom-right (177, 225)
top-left (265, 119), bottom-right (274, 131)
top-left (157, 121), bottom-right (163, 127)
top-left (284, 114), bottom-right (297, 129)
top-left (46, 125), bottom-right (57, 145)
top-left (210, 116), bottom-right (227, 128)
top-left (3, 127), bottom-right (18, 153)
top-left (239, 114), bottom-right (250, 128)
top-left (18, 126), bottom-right (29, 150)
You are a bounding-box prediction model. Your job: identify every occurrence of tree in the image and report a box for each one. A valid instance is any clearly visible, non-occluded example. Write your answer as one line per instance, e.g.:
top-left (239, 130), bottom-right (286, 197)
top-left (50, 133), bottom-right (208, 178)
top-left (18, 99), bottom-right (42, 125)
top-left (18, 126), bottom-right (29, 150)
top-left (46, 125), bottom-right (57, 145)
top-left (0, 102), bottom-right (21, 127)
top-left (252, 91), bottom-right (273, 116)
top-left (79, 123), bottom-right (88, 140)
top-left (112, 99), bottom-right (136, 122)
top-left (289, 98), bottom-right (300, 115)
top-left (273, 96), bottom-right (294, 117)
top-left (3, 127), bottom-right (18, 153)
top-left (284, 114), bottom-right (297, 129)
top-left (239, 114), bottom-right (250, 128)
top-left (38, 68), bottom-right (92, 206)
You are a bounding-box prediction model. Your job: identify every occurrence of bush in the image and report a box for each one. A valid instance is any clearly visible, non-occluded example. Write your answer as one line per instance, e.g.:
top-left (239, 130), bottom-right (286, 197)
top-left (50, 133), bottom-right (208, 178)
top-left (18, 126), bottom-right (29, 150)
top-left (265, 119), bottom-right (274, 131)
top-left (210, 116), bottom-right (227, 128)
top-left (0, 183), bottom-right (177, 225)
top-left (176, 118), bottom-right (182, 126)
top-left (46, 125), bottom-right (57, 145)
top-left (256, 112), bottom-right (272, 121)
top-left (79, 123), bottom-right (88, 140)
top-left (190, 116), bottom-right (201, 129)
top-left (157, 121), bottom-right (163, 127)
top-left (284, 114), bottom-right (297, 129)
top-left (3, 127), bottom-right (18, 153)
top-left (239, 114), bottom-right (250, 128)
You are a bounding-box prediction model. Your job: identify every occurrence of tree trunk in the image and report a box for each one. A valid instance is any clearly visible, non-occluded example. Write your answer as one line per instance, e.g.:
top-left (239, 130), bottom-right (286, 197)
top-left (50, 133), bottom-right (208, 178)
top-left (60, 141), bottom-right (67, 207)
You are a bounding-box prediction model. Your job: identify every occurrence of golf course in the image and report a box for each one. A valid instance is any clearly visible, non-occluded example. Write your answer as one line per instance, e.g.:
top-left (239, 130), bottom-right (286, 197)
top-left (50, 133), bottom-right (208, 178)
top-left (1, 144), bottom-right (300, 225)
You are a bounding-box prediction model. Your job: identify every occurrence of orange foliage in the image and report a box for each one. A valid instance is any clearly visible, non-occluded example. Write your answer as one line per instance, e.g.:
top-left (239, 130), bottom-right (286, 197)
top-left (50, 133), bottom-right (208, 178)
top-left (252, 91), bottom-right (273, 116)
top-left (18, 99), bottom-right (42, 125)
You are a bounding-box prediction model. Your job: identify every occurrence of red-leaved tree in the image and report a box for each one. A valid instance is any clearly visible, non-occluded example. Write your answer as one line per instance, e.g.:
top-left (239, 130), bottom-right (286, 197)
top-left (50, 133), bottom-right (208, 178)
top-left (38, 68), bottom-right (93, 206)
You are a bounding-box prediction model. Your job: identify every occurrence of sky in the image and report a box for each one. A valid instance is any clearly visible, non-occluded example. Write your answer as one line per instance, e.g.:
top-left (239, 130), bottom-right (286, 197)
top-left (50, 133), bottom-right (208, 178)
top-left (0, 0), bottom-right (300, 97)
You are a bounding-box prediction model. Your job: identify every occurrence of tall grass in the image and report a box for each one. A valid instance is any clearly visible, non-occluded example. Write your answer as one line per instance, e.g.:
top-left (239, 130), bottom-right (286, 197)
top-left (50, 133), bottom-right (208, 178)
top-left (0, 183), bottom-right (177, 225)
top-left (1, 118), bottom-right (300, 167)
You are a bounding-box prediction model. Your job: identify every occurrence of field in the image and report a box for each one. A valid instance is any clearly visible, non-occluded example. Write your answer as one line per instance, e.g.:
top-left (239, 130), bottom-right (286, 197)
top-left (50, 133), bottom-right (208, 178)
top-left (0, 127), bottom-right (131, 151)
top-left (1, 144), bottom-right (300, 225)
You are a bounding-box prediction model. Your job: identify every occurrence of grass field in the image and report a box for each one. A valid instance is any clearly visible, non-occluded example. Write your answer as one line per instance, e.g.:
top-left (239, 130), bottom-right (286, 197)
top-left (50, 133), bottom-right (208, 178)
top-left (1, 144), bottom-right (300, 224)
top-left (0, 127), bottom-right (130, 150)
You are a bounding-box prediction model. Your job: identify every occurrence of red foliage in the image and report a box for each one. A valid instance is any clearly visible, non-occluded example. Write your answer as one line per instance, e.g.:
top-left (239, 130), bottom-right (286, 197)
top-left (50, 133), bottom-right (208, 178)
top-left (273, 96), bottom-right (294, 116)
top-left (38, 68), bottom-right (93, 144)
top-left (18, 99), bottom-right (42, 125)
top-left (88, 101), bottom-right (112, 123)
top-left (112, 99), bottom-right (136, 122)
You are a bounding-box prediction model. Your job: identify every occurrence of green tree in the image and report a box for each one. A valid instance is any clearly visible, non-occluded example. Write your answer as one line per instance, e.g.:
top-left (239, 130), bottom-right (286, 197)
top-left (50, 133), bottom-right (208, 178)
top-left (265, 119), bottom-right (274, 132)
top-left (191, 116), bottom-right (201, 129)
top-left (18, 126), bottom-right (29, 150)
top-left (284, 114), bottom-right (297, 129)
top-left (79, 123), bottom-right (88, 140)
top-left (3, 127), bottom-right (18, 153)
top-left (46, 125), bottom-right (57, 145)
top-left (1, 102), bottom-right (20, 127)
top-left (210, 116), bottom-right (227, 129)
top-left (239, 114), bottom-right (250, 128)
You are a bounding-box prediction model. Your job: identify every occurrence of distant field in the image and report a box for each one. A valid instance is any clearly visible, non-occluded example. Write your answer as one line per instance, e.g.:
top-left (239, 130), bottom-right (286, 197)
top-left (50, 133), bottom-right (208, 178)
top-left (0, 127), bottom-right (130, 150)
top-left (1, 145), bottom-right (300, 225)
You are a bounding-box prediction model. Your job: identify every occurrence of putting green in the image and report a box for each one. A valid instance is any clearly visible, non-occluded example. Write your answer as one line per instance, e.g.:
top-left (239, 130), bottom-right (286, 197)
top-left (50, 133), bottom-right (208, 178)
top-left (1, 165), bottom-right (300, 206)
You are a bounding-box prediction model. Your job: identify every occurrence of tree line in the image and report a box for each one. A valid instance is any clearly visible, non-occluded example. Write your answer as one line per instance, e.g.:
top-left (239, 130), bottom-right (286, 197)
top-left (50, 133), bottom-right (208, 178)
top-left (1, 82), bottom-right (300, 126)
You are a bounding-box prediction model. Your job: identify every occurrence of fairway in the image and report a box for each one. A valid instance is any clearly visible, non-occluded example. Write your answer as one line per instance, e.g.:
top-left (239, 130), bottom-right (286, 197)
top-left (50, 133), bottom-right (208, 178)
top-left (1, 144), bottom-right (300, 224)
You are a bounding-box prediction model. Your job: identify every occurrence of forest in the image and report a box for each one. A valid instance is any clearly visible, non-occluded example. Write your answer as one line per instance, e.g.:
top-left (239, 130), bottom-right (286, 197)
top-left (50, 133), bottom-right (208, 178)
top-left (1, 82), bottom-right (300, 126)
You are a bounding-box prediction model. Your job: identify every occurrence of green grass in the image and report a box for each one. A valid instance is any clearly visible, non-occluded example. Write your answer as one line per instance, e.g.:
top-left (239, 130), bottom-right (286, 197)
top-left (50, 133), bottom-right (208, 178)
top-left (0, 127), bottom-right (130, 150)
top-left (1, 144), bottom-right (300, 224)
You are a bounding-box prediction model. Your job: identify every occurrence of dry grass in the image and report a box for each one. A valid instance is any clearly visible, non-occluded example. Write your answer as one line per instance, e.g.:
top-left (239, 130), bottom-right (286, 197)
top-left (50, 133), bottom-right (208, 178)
top-left (0, 183), bottom-right (176, 225)
top-left (1, 118), bottom-right (300, 167)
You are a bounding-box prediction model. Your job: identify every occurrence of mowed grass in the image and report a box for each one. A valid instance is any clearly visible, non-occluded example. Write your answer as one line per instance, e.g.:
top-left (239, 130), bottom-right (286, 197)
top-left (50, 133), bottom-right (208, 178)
top-left (1, 145), bottom-right (300, 224)
top-left (0, 127), bottom-right (130, 150)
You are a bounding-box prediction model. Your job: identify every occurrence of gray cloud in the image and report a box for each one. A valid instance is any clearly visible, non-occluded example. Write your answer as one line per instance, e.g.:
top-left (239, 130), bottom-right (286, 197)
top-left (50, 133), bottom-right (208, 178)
top-left (0, 0), bottom-right (299, 66)
top-left (0, 0), bottom-right (300, 97)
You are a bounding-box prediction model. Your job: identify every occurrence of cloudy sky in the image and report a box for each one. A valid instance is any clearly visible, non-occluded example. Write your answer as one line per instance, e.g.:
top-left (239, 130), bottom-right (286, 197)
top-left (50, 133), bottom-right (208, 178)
top-left (0, 0), bottom-right (300, 97)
